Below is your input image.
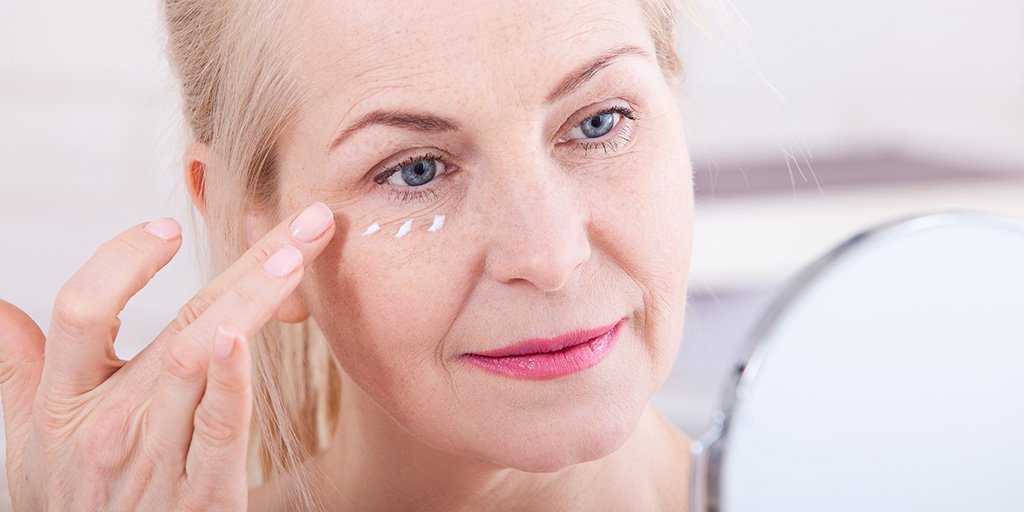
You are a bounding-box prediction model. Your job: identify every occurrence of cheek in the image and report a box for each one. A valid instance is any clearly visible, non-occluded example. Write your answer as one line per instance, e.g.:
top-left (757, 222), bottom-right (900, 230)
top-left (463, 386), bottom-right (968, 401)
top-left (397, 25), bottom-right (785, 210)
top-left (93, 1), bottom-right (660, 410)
top-left (588, 127), bottom-right (694, 284)
top-left (585, 124), bottom-right (693, 368)
top-left (307, 224), bottom-right (476, 392)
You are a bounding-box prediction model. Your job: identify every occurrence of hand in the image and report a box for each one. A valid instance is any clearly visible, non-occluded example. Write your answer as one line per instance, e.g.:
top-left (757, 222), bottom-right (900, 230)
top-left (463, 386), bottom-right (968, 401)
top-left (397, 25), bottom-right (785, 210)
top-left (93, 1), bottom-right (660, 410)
top-left (0, 201), bottom-right (336, 511)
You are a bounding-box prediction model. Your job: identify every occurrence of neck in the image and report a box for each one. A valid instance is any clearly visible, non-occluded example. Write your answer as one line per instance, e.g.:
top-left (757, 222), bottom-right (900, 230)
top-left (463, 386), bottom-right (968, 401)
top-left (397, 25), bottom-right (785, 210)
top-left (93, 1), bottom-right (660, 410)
top-left (305, 372), bottom-right (691, 511)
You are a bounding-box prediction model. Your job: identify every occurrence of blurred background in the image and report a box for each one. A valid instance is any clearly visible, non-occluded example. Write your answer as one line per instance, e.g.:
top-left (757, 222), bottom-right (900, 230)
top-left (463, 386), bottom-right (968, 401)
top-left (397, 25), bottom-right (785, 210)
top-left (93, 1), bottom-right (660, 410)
top-left (1, 0), bottom-right (1022, 507)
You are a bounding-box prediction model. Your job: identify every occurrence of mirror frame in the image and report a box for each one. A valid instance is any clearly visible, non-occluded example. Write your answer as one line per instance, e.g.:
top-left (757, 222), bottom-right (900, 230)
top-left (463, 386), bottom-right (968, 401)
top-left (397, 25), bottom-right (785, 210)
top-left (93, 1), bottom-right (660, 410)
top-left (687, 210), bottom-right (1024, 512)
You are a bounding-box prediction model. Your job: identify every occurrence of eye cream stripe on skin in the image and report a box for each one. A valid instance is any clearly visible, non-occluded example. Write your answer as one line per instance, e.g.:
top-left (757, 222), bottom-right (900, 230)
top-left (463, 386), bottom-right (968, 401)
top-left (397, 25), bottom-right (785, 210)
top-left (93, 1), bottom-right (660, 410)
top-left (395, 219), bottom-right (413, 238)
top-left (427, 214), bottom-right (445, 232)
top-left (362, 222), bottom-right (381, 236)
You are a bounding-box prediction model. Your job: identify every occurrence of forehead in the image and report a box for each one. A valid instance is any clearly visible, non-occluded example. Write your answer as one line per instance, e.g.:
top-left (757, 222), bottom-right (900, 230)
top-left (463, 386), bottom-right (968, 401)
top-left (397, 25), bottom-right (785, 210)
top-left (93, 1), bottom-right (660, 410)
top-left (291, 0), bottom-right (653, 111)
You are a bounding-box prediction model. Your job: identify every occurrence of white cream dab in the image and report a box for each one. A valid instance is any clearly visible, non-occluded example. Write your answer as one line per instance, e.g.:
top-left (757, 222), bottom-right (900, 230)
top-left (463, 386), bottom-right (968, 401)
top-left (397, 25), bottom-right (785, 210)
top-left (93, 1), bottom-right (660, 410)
top-left (362, 222), bottom-right (381, 236)
top-left (427, 214), bottom-right (446, 232)
top-left (395, 219), bottom-right (413, 238)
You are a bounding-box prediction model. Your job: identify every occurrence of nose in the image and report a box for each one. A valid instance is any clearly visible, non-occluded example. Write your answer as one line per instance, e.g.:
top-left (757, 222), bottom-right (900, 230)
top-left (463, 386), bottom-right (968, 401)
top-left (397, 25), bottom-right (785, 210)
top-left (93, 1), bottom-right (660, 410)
top-left (481, 166), bottom-right (592, 293)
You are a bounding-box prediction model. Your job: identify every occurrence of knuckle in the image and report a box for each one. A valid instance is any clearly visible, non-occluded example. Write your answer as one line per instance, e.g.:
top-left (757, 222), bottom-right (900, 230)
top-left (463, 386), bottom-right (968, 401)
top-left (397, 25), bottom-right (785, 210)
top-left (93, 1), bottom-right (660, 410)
top-left (52, 285), bottom-right (105, 337)
top-left (173, 300), bottom-right (205, 333)
top-left (162, 338), bottom-right (207, 381)
top-left (209, 367), bottom-right (251, 397)
top-left (193, 407), bottom-right (244, 446)
top-left (35, 389), bottom-right (86, 430)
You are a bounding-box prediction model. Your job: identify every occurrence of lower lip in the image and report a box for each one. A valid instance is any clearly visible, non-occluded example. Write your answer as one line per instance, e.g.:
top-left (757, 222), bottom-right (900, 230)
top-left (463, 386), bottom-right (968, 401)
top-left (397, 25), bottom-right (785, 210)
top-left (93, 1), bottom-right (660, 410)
top-left (462, 319), bottom-right (625, 380)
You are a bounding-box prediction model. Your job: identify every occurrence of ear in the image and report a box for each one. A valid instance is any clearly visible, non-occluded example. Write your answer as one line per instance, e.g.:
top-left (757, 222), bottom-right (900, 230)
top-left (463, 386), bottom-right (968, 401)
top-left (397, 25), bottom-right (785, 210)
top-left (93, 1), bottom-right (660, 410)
top-left (190, 142), bottom-right (312, 324)
top-left (245, 212), bottom-right (313, 324)
top-left (184, 141), bottom-right (216, 216)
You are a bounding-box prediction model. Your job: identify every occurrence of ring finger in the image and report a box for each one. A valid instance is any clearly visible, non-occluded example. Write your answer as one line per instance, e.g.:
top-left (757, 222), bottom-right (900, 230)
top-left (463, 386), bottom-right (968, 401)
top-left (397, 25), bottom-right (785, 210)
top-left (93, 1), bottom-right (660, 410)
top-left (145, 243), bottom-right (305, 471)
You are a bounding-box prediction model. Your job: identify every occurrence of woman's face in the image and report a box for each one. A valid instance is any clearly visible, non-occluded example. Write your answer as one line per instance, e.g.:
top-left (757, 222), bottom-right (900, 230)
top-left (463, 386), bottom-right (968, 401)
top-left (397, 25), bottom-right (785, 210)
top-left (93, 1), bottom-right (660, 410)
top-left (271, 0), bottom-right (693, 471)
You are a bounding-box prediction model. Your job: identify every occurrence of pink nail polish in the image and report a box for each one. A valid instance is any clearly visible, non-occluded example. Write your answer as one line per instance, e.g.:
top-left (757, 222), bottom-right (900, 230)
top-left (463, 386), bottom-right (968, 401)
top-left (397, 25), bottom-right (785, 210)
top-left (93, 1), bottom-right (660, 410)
top-left (263, 245), bottom-right (303, 278)
top-left (289, 202), bottom-right (333, 243)
top-left (144, 217), bottom-right (181, 241)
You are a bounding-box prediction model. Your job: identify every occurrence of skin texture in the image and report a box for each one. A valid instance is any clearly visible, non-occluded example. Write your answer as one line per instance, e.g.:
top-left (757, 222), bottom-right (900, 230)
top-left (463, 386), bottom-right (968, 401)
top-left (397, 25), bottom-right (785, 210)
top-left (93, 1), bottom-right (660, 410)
top-left (244, 0), bottom-right (696, 509)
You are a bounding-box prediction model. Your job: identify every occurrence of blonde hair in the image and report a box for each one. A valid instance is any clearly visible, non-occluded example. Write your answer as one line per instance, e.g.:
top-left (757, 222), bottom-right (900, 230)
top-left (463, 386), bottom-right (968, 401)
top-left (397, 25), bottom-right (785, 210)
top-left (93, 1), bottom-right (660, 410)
top-left (161, 0), bottom-right (688, 507)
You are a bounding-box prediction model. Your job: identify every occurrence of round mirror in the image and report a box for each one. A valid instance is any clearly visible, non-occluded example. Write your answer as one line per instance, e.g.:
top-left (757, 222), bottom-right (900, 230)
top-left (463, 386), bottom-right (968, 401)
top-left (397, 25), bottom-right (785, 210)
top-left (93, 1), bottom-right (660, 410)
top-left (691, 212), bottom-right (1024, 511)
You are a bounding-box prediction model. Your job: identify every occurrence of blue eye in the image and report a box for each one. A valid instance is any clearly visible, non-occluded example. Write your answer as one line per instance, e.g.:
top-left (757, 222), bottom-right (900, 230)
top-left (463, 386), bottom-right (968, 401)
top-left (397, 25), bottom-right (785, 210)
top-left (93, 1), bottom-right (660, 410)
top-left (396, 158), bottom-right (439, 186)
top-left (564, 106), bottom-right (637, 142)
top-left (369, 104), bottom-right (640, 206)
top-left (582, 112), bottom-right (616, 138)
top-left (374, 153), bottom-right (448, 188)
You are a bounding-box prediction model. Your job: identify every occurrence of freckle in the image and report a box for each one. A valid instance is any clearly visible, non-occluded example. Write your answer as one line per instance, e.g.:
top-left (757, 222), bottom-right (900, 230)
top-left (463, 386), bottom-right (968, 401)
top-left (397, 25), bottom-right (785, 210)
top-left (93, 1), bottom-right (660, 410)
top-left (427, 214), bottom-right (446, 232)
top-left (362, 222), bottom-right (381, 236)
top-left (395, 219), bottom-right (413, 238)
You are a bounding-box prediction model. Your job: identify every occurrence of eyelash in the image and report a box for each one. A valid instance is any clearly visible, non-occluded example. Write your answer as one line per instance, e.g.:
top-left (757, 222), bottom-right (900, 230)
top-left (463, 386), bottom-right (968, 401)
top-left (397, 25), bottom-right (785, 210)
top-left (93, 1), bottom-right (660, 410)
top-left (373, 152), bottom-right (448, 204)
top-left (374, 105), bottom-right (640, 205)
top-left (564, 105), bottom-right (638, 154)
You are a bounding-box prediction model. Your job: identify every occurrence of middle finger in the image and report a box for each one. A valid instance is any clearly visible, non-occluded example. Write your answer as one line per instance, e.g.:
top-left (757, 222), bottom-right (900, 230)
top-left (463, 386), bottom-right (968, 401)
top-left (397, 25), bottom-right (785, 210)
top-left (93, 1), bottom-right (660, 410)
top-left (145, 242), bottom-right (315, 467)
top-left (115, 202), bottom-right (339, 385)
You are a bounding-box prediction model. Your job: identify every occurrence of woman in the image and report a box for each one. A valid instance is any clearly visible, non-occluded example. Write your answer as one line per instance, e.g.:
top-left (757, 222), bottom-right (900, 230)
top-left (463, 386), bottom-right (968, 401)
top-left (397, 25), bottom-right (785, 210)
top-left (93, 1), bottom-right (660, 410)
top-left (0, 0), bottom-right (695, 509)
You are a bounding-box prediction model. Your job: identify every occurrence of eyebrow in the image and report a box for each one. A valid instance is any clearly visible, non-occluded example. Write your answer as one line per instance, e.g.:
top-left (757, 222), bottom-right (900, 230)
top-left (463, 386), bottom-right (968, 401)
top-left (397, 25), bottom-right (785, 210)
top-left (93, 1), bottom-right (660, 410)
top-left (327, 44), bottom-right (652, 153)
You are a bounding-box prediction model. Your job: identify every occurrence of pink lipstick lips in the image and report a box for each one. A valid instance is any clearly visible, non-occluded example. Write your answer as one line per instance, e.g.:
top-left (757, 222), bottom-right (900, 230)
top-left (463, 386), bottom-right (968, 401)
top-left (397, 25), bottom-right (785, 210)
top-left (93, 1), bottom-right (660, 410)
top-left (462, 317), bottom-right (626, 380)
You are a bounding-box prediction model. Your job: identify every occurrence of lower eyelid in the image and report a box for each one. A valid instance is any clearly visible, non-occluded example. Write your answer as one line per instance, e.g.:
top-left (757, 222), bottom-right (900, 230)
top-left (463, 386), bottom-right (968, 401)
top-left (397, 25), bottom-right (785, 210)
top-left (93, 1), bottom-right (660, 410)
top-left (570, 116), bottom-right (637, 156)
top-left (381, 165), bottom-right (458, 205)
top-left (387, 186), bottom-right (440, 205)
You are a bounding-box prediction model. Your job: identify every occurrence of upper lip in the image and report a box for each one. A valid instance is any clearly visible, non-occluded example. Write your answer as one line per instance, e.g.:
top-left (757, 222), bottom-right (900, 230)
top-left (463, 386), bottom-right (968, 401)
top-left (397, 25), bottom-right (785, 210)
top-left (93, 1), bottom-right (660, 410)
top-left (466, 317), bottom-right (625, 358)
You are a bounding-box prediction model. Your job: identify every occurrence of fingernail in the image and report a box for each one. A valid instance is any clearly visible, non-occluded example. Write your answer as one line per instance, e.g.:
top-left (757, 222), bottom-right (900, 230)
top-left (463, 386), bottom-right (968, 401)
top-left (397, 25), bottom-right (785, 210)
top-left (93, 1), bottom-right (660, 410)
top-left (263, 245), bottom-right (303, 278)
top-left (289, 202), bottom-right (333, 243)
top-left (214, 326), bottom-right (236, 359)
top-left (144, 217), bottom-right (181, 241)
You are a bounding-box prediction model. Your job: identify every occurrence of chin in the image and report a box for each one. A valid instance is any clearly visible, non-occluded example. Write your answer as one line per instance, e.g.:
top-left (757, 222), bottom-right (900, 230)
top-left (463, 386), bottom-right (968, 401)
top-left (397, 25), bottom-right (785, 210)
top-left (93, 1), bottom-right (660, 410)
top-left (479, 399), bottom-right (646, 473)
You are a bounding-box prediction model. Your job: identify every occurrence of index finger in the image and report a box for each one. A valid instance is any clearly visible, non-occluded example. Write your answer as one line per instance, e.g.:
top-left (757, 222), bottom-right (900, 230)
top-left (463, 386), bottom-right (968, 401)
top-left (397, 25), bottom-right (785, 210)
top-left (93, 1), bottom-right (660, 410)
top-left (170, 201), bottom-right (341, 334)
top-left (41, 218), bottom-right (183, 396)
top-left (118, 201), bottom-right (343, 379)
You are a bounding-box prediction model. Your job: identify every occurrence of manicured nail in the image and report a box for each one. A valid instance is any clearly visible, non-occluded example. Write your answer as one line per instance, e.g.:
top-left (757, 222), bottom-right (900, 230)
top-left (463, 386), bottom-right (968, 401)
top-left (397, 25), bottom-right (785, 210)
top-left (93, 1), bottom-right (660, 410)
top-left (214, 326), bottom-right (236, 359)
top-left (263, 245), bottom-right (303, 278)
top-left (143, 217), bottom-right (181, 241)
top-left (289, 202), bottom-right (333, 243)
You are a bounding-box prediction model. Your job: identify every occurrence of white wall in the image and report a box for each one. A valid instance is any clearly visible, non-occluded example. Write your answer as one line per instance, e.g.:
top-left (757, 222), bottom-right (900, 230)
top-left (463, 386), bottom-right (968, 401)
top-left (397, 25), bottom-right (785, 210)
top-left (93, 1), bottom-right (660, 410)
top-left (680, 0), bottom-right (1024, 171)
top-left (1, 1), bottom-right (199, 360)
